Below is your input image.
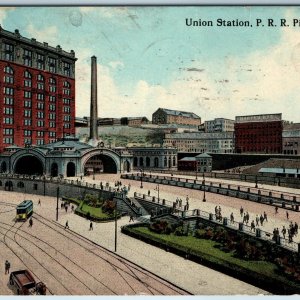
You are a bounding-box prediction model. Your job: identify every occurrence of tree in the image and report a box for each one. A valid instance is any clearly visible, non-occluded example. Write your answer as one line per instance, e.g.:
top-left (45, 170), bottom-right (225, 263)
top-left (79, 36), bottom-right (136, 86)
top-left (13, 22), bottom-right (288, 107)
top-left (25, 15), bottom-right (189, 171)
top-left (146, 129), bottom-right (165, 146)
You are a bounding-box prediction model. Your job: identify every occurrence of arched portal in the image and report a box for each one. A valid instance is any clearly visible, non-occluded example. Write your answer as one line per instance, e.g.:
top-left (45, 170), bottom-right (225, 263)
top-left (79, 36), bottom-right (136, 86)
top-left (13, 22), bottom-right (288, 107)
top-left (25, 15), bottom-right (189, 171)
top-left (154, 157), bottom-right (159, 167)
top-left (1, 161), bottom-right (7, 173)
top-left (15, 156), bottom-right (44, 175)
top-left (123, 160), bottom-right (131, 173)
top-left (51, 162), bottom-right (58, 177)
top-left (5, 181), bottom-right (13, 191)
top-left (66, 162), bottom-right (76, 177)
top-left (84, 154), bottom-right (117, 174)
top-left (146, 157), bottom-right (150, 167)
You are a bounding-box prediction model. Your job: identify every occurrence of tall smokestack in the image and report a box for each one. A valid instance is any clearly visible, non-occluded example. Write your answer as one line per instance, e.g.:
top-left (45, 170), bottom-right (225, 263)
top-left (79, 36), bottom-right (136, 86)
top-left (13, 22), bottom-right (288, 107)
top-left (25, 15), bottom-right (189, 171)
top-left (89, 56), bottom-right (99, 141)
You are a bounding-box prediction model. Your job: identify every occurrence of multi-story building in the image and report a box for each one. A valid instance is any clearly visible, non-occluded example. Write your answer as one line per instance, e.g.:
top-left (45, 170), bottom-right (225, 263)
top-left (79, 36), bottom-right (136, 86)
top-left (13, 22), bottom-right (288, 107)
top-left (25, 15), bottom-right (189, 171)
top-left (152, 108), bottom-right (201, 127)
top-left (163, 132), bottom-right (234, 153)
top-left (234, 113), bottom-right (283, 154)
top-left (204, 118), bottom-right (235, 133)
top-left (282, 123), bottom-right (300, 155)
top-left (0, 26), bottom-right (77, 151)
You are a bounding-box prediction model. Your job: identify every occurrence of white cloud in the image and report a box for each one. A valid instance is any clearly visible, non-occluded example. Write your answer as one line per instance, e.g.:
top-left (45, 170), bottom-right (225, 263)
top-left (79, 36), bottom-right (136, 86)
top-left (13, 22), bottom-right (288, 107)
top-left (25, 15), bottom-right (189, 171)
top-left (108, 61), bottom-right (124, 69)
top-left (25, 24), bottom-right (58, 45)
top-left (0, 7), bottom-right (15, 25)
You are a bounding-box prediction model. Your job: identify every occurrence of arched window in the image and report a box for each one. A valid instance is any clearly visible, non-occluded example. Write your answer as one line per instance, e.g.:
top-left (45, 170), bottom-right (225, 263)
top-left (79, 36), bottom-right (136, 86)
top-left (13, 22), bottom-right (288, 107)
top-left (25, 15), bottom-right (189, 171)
top-left (24, 70), bottom-right (32, 78)
top-left (173, 156), bottom-right (176, 166)
top-left (63, 81), bottom-right (71, 88)
top-left (164, 157), bottom-right (167, 167)
top-left (37, 74), bottom-right (45, 82)
top-left (133, 157), bottom-right (137, 167)
top-left (139, 157), bottom-right (144, 167)
top-left (49, 77), bottom-right (56, 85)
top-left (17, 181), bottom-right (24, 188)
top-left (146, 157), bottom-right (150, 167)
top-left (154, 157), bottom-right (159, 167)
top-left (4, 66), bottom-right (14, 74)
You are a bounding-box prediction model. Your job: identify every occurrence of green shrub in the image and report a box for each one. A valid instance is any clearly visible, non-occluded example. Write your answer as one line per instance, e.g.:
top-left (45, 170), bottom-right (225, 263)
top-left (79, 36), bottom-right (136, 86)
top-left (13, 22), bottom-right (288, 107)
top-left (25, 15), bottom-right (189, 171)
top-left (174, 226), bottom-right (185, 236)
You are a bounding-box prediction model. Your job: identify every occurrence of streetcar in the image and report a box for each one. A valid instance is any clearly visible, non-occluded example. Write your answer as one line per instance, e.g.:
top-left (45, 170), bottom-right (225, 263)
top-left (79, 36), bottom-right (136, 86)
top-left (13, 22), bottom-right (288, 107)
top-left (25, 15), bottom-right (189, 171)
top-left (16, 200), bottom-right (33, 221)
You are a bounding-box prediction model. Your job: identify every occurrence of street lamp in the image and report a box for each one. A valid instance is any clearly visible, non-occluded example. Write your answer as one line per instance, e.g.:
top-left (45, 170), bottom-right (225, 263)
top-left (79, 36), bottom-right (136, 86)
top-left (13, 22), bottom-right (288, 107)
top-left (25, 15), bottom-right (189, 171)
top-left (93, 167), bottom-right (95, 180)
top-left (56, 186), bottom-right (60, 221)
top-left (155, 184), bottom-right (160, 201)
top-left (114, 198), bottom-right (117, 252)
top-left (203, 173), bottom-right (206, 202)
top-left (140, 168), bottom-right (143, 188)
top-left (195, 162), bottom-right (198, 180)
top-left (255, 175), bottom-right (258, 188)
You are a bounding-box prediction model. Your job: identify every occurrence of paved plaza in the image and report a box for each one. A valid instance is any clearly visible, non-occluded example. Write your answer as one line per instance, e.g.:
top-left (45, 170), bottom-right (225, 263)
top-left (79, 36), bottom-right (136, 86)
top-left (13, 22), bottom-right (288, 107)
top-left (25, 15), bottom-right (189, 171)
top-left (0, 175), bottom-right (270, 295)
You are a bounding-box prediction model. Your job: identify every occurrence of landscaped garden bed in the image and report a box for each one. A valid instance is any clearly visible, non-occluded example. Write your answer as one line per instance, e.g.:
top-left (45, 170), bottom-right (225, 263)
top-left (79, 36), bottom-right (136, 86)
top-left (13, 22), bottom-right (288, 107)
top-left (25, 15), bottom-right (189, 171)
top-left (121, 221), bottom-right (300, 294)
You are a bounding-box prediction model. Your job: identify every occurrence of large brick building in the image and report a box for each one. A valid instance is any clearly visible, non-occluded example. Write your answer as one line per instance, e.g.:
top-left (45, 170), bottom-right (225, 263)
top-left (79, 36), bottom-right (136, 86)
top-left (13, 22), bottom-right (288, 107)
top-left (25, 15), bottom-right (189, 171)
top-left (234, 113), bottom-right (283, 154)
top-left (152, 108), bottom-right (201, 127)
top-left (0, 27), bottom-right (76, 152)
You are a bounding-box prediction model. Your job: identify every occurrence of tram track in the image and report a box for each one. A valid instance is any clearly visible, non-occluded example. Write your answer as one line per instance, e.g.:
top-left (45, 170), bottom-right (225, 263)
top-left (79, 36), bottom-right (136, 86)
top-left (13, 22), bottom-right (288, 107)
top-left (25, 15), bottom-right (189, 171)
top-left (33, 213), bottom-right (189, 295)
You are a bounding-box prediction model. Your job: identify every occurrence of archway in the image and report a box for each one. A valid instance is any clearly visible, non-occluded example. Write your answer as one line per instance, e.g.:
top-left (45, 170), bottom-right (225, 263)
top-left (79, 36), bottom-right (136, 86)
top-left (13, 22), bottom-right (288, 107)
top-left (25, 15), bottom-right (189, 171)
top-left (84, 154), bottom-right (117, 174)
top-left (133, 157), bottom-right (137, 167)
top-left (146, 157), bottom-right (150, 167)
top-left (67, 162), bottom-right (76, 177)
top-left (15, 155), bottom-right (44, 175)
top-left (123, 160), bottom-right (131, 173)
top-left (154, 157), bottom-right (159, 168)
top-left (51, 162), bottom-right (59, 177)
top-left (5, 181), bottom-right (13, 191)
top-left (1, 161), bottom-right (7, 173)
top-left (139, 157), bottom-right (144, 167)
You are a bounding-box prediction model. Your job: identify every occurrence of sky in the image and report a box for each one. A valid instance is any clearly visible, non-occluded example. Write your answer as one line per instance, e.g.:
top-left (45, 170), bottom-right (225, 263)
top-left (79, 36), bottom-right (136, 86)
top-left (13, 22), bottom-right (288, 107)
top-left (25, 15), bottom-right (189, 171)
top-left (1, 6), bottom-right (300, 122)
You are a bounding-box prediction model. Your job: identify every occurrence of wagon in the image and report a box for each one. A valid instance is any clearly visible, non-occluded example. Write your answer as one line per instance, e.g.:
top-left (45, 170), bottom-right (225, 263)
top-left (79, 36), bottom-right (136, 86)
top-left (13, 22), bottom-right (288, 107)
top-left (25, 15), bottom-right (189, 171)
top-left (9, 269), bottom-right (46, 295)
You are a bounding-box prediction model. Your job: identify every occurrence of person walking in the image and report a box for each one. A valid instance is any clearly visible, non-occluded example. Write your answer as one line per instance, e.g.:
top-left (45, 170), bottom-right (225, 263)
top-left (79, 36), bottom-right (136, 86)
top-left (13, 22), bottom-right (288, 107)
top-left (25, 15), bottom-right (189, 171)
top-left (275, 206), bottom-right (278, 214)
top-left (240, 206), bottom-right (244, 218)
top-left (255, 215), bottom-right (259, 227)
top-left (89, 221), bottom-right (93, 231)
top-left (148, 190), bottom-right (150, 196)
top-left (5, 260), bottom-right (10, 274)
top-left (286, 211), bottom-right (289, 220)
top-left (38, 199), bottom-right (41, 206)
top-left (65, 221), bottom-right (69, 229)
top-left (29, 218), bottom-right (33, 227)
top-left (282, 226), bottom-right (287, 239)
top-left (129, 215), bottom-right (134, 222)
top-left (264, 211), bottom-right (268, 222)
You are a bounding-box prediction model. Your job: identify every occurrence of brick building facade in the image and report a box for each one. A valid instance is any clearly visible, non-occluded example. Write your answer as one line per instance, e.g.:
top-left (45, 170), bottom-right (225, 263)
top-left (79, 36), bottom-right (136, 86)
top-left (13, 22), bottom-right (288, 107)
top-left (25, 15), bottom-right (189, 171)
top-left (0, 27), bottom-right (76, 152)
top-left (234, 113), bottom-right (283, 154)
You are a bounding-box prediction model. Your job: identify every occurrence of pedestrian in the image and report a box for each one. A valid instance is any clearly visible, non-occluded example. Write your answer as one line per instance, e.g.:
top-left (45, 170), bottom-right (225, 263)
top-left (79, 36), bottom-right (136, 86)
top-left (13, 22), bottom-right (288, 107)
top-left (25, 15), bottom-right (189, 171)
top-left (129, 215), bottom-right (134, 222)
top-left (295, 222), bottom-right (298, 235)
top-left (148, 190), bottom-right (150, 196)
top-left (275, 206), bottom-right (278, 214)
top-left (263, 211), bottom-right (268, 222)
top-left (260, 214), bottom-right (264, 226)
top-left (255, 215), bottom-right (259, 227)
top-left (71, 205), bottom-right (74, 212)
top-left (251, 220), bottom-right (255, 232)
top-left (65, 221), bottom-right (69, 229)
top-left (246, 212), bottom-right (250, 224)
top-left (5, 260), bottom-right (10, 274)
top-left (128, 184), bottom-right (131, 191)
top-left (38, 199), bottom-right (41, 205)
top-left (282, 226), bottom-right (287, 239)
top-left (65, 205), bottom-right (68, 213)
top-left (61, 202), bottom-right (64, 209)
top-left (80, 175), bottom-right (83, 180)
top-left (230, 212), bottom-right (234, 223)
top-left (215, 206), bottom-right (218, 214)
top-left (286, 211), bottom-right (289, 220)
top-left (29, 218), bottom-right (33, 227)
top-left (240, 206), bottom-right (244, 217)
top-left (89, 221), bottom-right (93, 231)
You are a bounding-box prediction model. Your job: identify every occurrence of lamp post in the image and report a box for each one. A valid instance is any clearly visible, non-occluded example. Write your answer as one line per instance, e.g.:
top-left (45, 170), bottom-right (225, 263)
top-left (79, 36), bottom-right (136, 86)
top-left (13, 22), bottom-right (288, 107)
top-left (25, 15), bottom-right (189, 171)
top-left (255, 175), bottom-right (258, 188)
top-left (93, 167), bottom-right (95, 180)
top-left (140, 168), bottom-right (143, 188)
top-left (56, 186), bottom-right (60, 221)
top-left (155, 184), bottom-right (160, 201)
top-left (202, 173), bottom-right (206, 202)
top-left (114, 198), bottom-right (117, 252)
top-left (195, 162), bottom-right (198, 180)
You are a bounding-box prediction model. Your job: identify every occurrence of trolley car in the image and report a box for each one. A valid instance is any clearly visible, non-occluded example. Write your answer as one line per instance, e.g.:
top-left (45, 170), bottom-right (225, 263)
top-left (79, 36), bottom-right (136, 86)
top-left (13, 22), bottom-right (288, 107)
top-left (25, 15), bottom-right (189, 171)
top-left (16, 200), bottom-right (33, 221)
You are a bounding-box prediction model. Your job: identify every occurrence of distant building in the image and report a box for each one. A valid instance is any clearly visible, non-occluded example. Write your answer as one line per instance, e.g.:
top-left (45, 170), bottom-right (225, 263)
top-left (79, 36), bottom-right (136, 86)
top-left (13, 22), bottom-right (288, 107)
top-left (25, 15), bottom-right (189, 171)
top-left (204, 118), bottom-right (235, 132)
top-left (98, 118), bottom-right (121, 126)
top-left (163, 132), bottom-right (234, 153)
top-left (121, 117), bottom-right (149, 127)
top-left (152, 108), bottom-right (201, 126)
top-left (178, 157), bottom-right (197, 171)
top-left (234, 113), bottom-right (283, 154)
top-left (178, 153), bottom-right (212, 172)
top-left (282, 123), bottom-right (300, 155)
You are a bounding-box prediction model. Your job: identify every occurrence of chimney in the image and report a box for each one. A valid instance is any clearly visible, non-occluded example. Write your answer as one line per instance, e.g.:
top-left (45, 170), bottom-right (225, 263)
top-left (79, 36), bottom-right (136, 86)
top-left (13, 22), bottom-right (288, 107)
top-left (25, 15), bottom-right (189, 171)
top-left (89, 56), bottom-right (98, 141)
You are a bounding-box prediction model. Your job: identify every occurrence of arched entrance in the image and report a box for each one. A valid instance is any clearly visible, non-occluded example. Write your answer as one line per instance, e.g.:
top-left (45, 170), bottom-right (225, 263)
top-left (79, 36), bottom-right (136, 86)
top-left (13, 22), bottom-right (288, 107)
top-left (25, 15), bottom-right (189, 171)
top-left (1, 161), bottom-right (7, 173)
top-left (51, 162), bottom-right (58, 177)
top-left (84, 154), bottom-right (117, 174)
top-left (123, 160), bottom-right (131, 172)
top-left (67, 162), bottom-right (76, 177)
top-left (5, 181), bottom-right (13, 191)
top-left (15, 155), bottom-right (44, 175)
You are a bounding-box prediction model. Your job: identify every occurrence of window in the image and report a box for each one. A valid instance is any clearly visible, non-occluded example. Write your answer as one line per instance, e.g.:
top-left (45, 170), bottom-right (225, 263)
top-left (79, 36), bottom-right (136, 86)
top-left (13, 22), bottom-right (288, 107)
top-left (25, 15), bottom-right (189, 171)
top-left (63, 81), bottom-right (71, 95)
top-left (37, 82), bottom-right (44, 90)
top-left (37, 103), bottom-right (44, 110)
top-left (4, 117), bottom-right (13, 124)
top-left (48, 57), bottom-right (56, 73)
top-left (24, 130), bottom-right (32, 136)
top-left (37, 120), bottom-right (45, 127)
top-left (49, 96), bottom-right (56, 102)
top-left (23, 49), bottom-right (32, 67)
top-left (24, 70), bottom-right (32, 78)
top-left (63, 98), bottom-right (70, 105)
top-left (63, 89), bottom-right (71, 95)
top-left (49, 113), bottom-right (56, 120)
top-left (24, 80), bottom-right (32, 87)
top-left (63, 81), bottom-right (71, 88)
top-left (3, 137), bottom-right (13, 144)
top-left (49, 85), bottom-right (56, 93)
top-left (24, 110), bottom-right (31, 117)
top-left (49, 77), bottom-right (56, 85)
top-left (37, 74), bottom-right (44, 82)
top-left (24, 100), bottom-right (31, 108)
top-left (4, 66), bottom-right (13, 74)
top-left (4, 76), bottom-right (14, 84)
top-left (24, 119), bottom-right (32, 126)
top-left (63, 107), bottom-right (70, 113)
top-left (37, 131), bottom-right (44, 137)
top-left (4, 97), bottom-right (14, 105)
top-left (62, 61), bottom-right (71, 76)
top-left (37, 53), bottom-right (45, 70)
top-left (49, 104), bottom-right (56, 111)
top-left (49, 122), bottom-right (55, 128)
top-left (63, 115), bottom-right (71, 121)
top-left (49, 132), bottom-right (56, 137)
top-left (3, 43), bottom-right (14, 61)
top-left (37, 111), bottom-right (44, 119)
top-left (24, 138), bottom-right (32, 145)
top-left (3, 107), bottom-right (13, 115)
top-left (24, 91), bottom-right (31, 98)
top-left (64, 123), bottom-right (71, 129)
top-left (3, 128), bottom-right (13, 135)
top-left (4, 87), bottom-right (13, 95)
top-left (37, 93), bottom-right (44, 100)
top-left (36, 139), bottom-right (44, 145)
